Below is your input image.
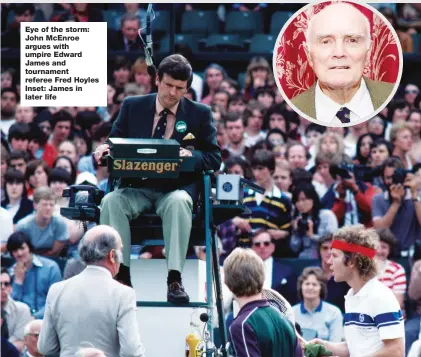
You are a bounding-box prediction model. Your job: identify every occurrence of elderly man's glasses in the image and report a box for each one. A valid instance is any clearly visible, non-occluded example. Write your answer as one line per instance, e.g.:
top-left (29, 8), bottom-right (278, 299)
top-left (253, 241), bottom-right (271, 248)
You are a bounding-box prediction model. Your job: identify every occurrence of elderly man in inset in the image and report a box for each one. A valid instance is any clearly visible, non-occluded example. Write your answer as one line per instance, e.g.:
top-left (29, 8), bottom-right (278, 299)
top-left (291, 2), bottom-right (395, 125)
top-left (37, 225), bottom-right (145, 357)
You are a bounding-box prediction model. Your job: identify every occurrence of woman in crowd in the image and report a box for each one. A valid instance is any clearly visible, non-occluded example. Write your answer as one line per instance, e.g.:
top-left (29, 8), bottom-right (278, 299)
top-left (52, 156), bottom-right (77, 185)
top-left (354, 133), bottom-right (375, 166)
top-left (243, 101), bottom-right (267, 147)
top-left (1, 168), bottom-right (33, 224)
top-left (367, 115), bottom-right (387, 138)
top-left (130, 57), bottom-right (153, 95)
top-left (407, 109), bottom-right (421, 161)
top-left (201, 64), bottom-right (227, 105)
top-left (220, 78), bottom-right (240, 97)
top-left (244, 56), bottom-right (275, 100)
top-left (292, 267), bottom-right (344, 342)
top-left (290, 183), bottom-right (338, 258)
top-left (390, 121), bottom-right (415, 170)
top-left (223, 155), bottom-right (253, 180)
top-left (25, 160), bottom-right (50, 198)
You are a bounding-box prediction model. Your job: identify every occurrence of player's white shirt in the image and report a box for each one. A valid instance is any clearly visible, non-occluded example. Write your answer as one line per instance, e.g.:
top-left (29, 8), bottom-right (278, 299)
top-left (344, 277), bottom-right (404, 357)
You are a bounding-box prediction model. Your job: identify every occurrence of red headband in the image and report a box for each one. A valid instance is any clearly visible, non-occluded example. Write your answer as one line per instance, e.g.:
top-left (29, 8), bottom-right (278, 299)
top-left (331, 240), bottom-right (376, 259)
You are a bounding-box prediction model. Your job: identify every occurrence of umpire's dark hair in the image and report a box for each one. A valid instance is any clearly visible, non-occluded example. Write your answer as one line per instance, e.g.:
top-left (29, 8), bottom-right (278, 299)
top-left (157, 54), bottom-right (193, 88)
top-left (7, 231), bottom-right (34, 254)
top-left (250, 150), bottom-right (275, 173)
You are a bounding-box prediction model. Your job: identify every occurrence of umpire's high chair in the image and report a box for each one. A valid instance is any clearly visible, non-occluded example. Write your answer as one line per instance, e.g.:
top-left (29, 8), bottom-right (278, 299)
top-left (61, 138), bottom-right (262, 357)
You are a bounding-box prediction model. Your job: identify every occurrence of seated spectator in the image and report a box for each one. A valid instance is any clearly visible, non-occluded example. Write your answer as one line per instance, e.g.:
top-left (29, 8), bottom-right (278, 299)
top-left (129, 57), bottom-right (153, 96)
top-left (315, 132), bottom-right (348, 164)
top-left (273, 161), bottom-right (292, 198)
top-left (243, 101), bottom-right (267, 147)
top-left (220, 78), bottom-right (240, 97)
top-left (212, 90), bottom-right (230, 113)
top-left (353, 133), bottom-right (374, 166)
top-left (244, 57), bottom-right (275, 100)
top-left (390, 121), bottom-right (416, 170)
top-left (407, 257), bottom-right (421, 356)
top-left (231, 150), bottom-right (292, 257)
top-left (285, 142), bottom-right (309, 170)
top-left (379, 7), bottom-right (414, 53)
top-left (109, 13), bottom-right (142, 52)
top-left (1, 4), bottom-right (35, 49)
top-left (51, 3), bottom-right (103, 22)
top-left (52, 156), bottom-right (77, 185)
top-left (16, 187), bottom-right (68, 257)
top-left (58, 141), bottom-right (79, 167)
top-left (227, 94), bottom-right (247, 115)
top-left (211, 103), bottom-right (226, 123)
top-left (14, 105), bottom-right (35, 125)
top-left (305, 123), bottom-right (325, 159)
top-left (404, 84), bottom-right (420, 110)
top-left (1, 89), bottom-right (18, 133)
top-left (201, 64), bottom-right (227, 105)
top-left (344, 122), bottom-right (368, 158)
top-left (223, 155), bottom-right (253, 180)
top-left (23, 320), bottom-right (43, 357)
top-left (27, 124), bottom-right (49, 162)
top-left (375, 228), bottom-right (407, 310)
top-left (372, 157), bottom-right (421, 256)
top-left (7, 150), bottom-right (28, 175)
top-left (407, 110), bottom-right (421, 162)
top-left (7, 232), bottom-right (62, 318)
top-left (251, 229), bottom-right (297, 305)
top-left (1, 169), bottom-right (33, 224)
top-left (387, 99), bottom-right (410, 131)
top-left (1, 268), bottom-right (33, 352)
top-left (8, 123), bottom-right (30, 152)
top-left (312, 152), bottom-right (337, 199)
top-left (315, 234), bottom-right (349, 313)
top-left (48, 110), bottom-right (73, 158)
top-left (292, 267), bottom-right (343, 342)
top-left (25, 160), bottom-right (50, 199)
top-left (221, 112), bottom-right (247, 159)
top-left (254, 87), bottom-right (275, 109)
top-left (264, 103), bottom-right (288, 134)
top-left (370, 138), bottom-right (393, 169)
top-left (290, 183), bottom-right (338, 258)
top-left (73, 131), bottom-right (91, 159)
top-left (1, 68), bottom-right (15, 89)
top-left (367, 115), bottom-right (387, 138)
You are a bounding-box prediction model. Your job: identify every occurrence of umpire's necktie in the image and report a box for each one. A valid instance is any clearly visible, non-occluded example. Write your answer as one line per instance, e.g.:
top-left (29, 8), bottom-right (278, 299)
top-left (153, 109), bottom-right (168, 139)
top-left (336, 107), bottom-right (351, 124)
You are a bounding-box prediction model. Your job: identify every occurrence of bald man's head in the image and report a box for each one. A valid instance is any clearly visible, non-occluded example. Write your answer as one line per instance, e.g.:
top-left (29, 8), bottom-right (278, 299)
top-left (78, 225), bottom-right (123, 265)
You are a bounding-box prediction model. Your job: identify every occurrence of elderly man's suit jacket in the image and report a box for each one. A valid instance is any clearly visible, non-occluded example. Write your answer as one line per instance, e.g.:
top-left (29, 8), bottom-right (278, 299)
top-left (291, 78), bottom-right (394, 119)
top-left (37, 266), bottom-right (145, 357)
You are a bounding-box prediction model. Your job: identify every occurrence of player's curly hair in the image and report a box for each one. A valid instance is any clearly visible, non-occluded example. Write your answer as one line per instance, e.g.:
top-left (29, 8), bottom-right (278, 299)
top-left (333, 224), bottom-right (379, 280)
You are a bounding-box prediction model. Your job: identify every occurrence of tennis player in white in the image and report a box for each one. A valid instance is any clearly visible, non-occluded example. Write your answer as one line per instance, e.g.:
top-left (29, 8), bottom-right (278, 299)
top-left (310, 225), bottom-right (404, 357)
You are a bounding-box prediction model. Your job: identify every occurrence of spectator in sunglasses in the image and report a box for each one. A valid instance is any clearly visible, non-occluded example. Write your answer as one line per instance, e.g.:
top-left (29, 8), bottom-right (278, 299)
top-left (1, 267), bottom-right (32, 353)
top-left (405, 84), bottom-right (420, 110)
top-left (251, 229), bottom-right (298, 305)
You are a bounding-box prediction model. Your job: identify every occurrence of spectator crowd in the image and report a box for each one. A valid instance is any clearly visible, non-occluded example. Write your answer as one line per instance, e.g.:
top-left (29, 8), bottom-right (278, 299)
top-left (1, 2), bottom-right (421, 357)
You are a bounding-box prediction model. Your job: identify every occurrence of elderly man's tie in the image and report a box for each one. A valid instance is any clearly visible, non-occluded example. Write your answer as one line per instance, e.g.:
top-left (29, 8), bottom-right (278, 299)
top-left (336, 107), bottom-right (351, 124)
top-left (153, 109), bottom-right (169, 139)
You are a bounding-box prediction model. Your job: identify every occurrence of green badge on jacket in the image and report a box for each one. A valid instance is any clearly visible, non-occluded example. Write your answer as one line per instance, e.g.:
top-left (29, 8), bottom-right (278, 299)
top-left (176, 121), bottom-right (187, 133)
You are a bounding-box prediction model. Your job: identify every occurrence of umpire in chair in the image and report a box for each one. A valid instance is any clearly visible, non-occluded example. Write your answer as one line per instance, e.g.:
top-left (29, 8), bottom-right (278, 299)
top-left (94, 54), bottom-right (221, 303)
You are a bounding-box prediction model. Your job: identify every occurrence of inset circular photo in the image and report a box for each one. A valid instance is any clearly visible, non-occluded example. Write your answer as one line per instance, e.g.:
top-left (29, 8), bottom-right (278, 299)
top-left (273, 0), bottom-right (403, 127)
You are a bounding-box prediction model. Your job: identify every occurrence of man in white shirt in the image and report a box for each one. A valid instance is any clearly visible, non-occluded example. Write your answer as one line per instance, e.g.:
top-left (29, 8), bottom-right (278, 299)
top-left (291, 2), bottom-right (395, 125)
top-left (311, 224), bottom-right (404, 357)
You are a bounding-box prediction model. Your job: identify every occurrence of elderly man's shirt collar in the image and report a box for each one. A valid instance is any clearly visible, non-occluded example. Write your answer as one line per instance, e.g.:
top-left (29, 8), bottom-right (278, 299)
top-left (315, 78), bottom-right (374, 125)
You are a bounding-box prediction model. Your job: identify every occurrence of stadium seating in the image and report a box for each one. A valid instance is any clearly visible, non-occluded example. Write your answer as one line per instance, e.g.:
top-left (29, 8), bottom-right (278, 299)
top-left (181, 10), bottom-right (220, 36)
top-left (270, 11), bottom-right (293, 35)
top-left (203, 34), bottom-right (245, 52)
top-left (248, 34), bottom-right (276, 54)
top-left (225, 11), bottom-right (263, 38)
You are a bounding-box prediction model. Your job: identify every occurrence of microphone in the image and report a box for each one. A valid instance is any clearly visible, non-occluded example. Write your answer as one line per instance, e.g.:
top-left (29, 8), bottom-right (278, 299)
top-left (145, 4), bottom-right (155, 78)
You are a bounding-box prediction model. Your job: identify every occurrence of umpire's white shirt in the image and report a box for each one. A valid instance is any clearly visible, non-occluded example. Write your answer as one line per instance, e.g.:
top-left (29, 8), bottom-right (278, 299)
top-left (344, 277), bottom-right (404, 357)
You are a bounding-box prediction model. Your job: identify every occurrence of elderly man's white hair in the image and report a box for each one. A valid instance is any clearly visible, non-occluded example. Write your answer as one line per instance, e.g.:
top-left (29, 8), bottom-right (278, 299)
top-left (75, 347), bottom-right (106, 357)
top-left (23, 319), bottom-right (43, 336)
top-left (305, 2), bottom-right (371, 51)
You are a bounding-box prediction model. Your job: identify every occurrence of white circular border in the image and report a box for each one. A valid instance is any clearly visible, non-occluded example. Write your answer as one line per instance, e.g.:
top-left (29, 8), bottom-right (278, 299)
top-left (272, 0), bottom-right (404, 128)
